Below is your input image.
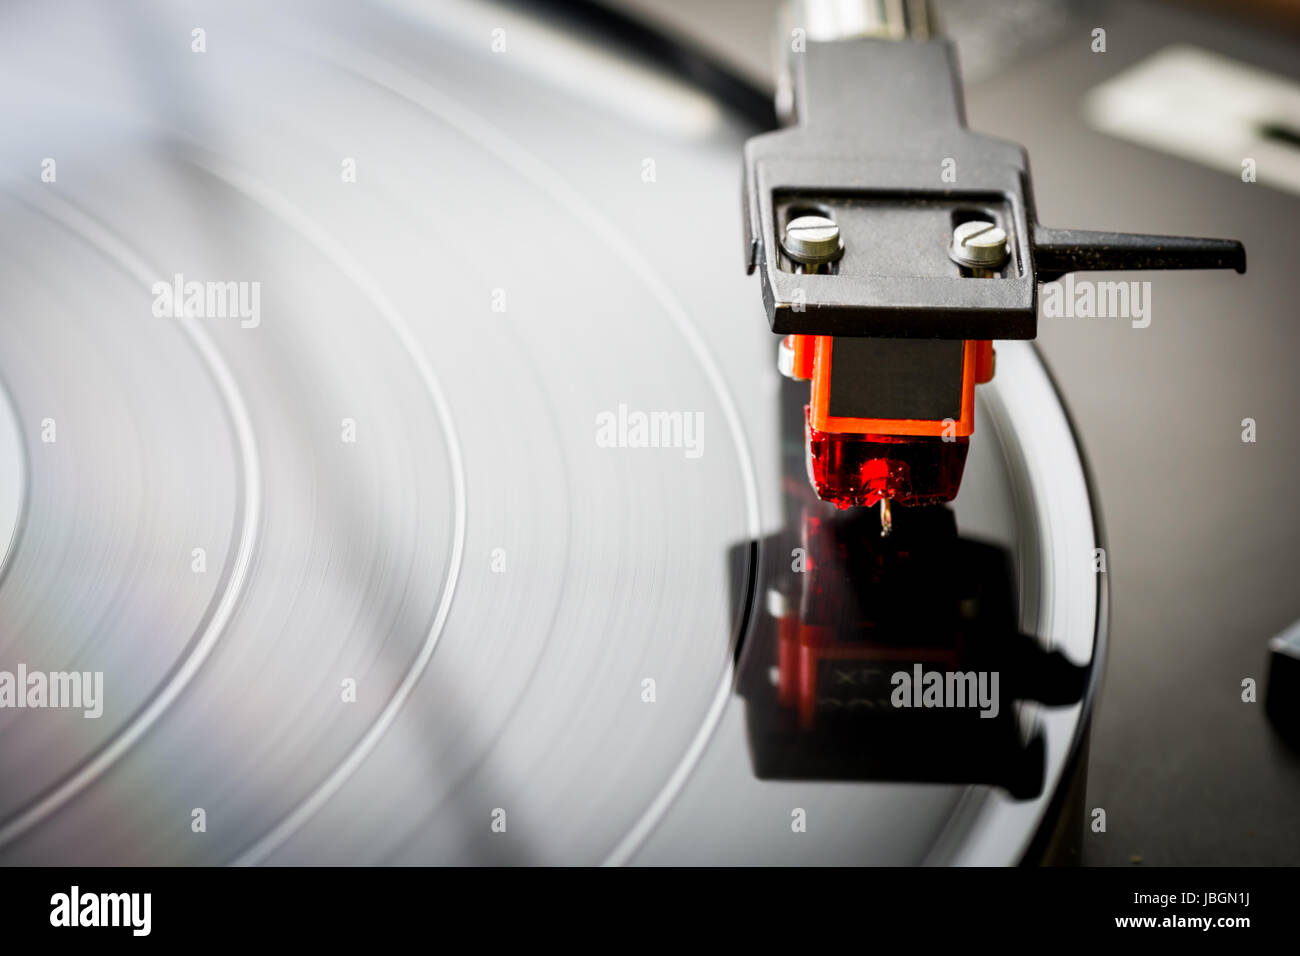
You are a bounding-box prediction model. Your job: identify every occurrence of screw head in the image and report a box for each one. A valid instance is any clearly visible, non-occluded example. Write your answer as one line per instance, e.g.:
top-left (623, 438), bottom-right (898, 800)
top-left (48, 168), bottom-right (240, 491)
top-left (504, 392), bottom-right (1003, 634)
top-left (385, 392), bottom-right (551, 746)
top-left (782, 214), bottom-right (842, 265)
top-left (776, 336), bottom-right (797, 379)
top-left (950, 220), bottom-right (1009, 269)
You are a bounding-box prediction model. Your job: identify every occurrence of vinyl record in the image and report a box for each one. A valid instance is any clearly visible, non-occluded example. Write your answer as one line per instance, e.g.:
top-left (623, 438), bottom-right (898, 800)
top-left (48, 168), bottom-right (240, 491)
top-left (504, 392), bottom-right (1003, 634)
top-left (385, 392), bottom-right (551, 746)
top-left (0, 0), bottom-right (1102, 865)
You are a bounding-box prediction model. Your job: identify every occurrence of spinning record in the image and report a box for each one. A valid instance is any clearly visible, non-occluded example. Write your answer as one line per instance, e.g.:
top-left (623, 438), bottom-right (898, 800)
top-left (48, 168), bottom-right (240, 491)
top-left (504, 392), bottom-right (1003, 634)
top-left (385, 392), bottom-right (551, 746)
top-left (0, 0), bottom-right (1102, 865)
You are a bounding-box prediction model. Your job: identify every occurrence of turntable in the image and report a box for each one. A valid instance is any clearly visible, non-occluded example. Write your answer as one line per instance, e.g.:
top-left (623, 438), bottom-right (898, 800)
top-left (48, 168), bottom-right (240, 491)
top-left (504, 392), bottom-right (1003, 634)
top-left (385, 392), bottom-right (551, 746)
top-left (1, 0), bottom-right (1254, 867)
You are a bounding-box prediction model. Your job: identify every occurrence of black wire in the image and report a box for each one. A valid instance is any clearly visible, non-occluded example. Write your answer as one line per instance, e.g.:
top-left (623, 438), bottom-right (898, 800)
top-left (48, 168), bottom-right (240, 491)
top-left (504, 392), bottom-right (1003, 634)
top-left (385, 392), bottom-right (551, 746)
top-left (503, 0), bottom-right (778, 130)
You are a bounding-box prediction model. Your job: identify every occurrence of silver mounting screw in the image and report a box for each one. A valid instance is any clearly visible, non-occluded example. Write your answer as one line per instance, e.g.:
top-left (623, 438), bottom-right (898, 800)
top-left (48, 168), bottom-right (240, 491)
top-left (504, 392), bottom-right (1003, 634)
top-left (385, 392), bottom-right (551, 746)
top-left (950, 220), bottom-right (1009, 270)
top-left (782, 214), bottom-right (843, 268)
top-left (777, 336), bottom-right (797, 379)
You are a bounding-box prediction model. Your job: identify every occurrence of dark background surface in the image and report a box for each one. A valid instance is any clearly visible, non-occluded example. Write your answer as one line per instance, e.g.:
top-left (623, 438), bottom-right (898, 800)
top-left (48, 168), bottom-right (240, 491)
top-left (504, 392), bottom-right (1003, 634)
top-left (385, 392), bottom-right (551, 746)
top-left (615, 0), bottom-right (1300, 865)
